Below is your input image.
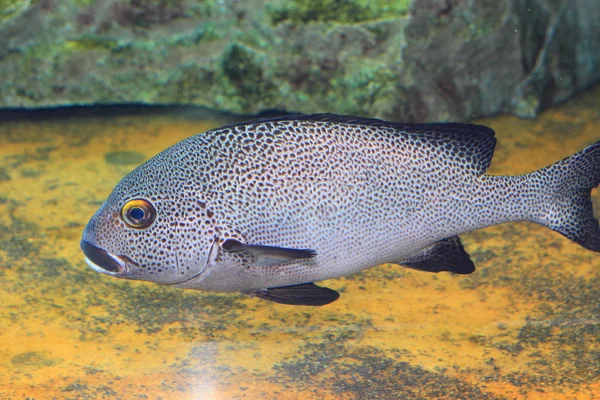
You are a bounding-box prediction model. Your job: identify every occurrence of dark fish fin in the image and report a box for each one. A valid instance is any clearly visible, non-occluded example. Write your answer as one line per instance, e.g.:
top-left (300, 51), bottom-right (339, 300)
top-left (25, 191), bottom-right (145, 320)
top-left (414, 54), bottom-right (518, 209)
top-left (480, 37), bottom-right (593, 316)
top-left (220, 113), bottom-right (496, 175)
top-left (532, 140), bottom-right (600, 252)
top-left (401, 236), bottom-right (475, 274)
top-left (223, 113), bottom-right (489, 134)
top-left (222, 239), bottom-right (317, 267)
top-left (248, 283), bottom-right (340, 306)
top-left (426, 124), bottom-right (496, 175)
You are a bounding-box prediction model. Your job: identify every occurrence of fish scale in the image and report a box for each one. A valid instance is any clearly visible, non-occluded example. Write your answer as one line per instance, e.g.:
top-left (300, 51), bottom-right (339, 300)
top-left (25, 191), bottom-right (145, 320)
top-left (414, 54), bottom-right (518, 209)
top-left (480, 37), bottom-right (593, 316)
top-left (81, 114), bottom-right (600, 306)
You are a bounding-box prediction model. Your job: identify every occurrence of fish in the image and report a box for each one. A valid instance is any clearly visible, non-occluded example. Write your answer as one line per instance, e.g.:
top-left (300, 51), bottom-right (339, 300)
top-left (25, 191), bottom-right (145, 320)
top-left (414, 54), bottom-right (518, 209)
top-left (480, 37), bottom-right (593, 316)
top-left (81, 114), bottom-right (600, 306)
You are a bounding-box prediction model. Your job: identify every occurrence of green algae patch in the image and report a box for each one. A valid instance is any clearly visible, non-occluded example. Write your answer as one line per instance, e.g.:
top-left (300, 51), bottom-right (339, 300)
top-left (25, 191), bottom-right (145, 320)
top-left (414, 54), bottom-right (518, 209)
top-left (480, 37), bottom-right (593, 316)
top-left (110, 0), bottom-right (216, 28)
top-left (0, 217), bottom-right (41, 262)
top-left (268, 0), bottom-right (411, 24)
top-left (328, 61), bottom-right (399, 117)
top-left (446, 230), bottom-right (600, 388)
top-left (11, 351), bottom-right (59, 368)
top-left (0, 0), bottom-right (34, 24)
top-left (221, 43), bottom-right (278, 109)
top-left (0, 167), bottom-right (10, 181)
top-left (504, 272), bottom-right (600, 386)
top-left (76, 281), bottom-right (249, 339)
top-left (104, 150), bottom-right (146, 165)
top-left (64, 37), bottom-right (119, 52)
top-left (274, 331), bottom-right (503, 400)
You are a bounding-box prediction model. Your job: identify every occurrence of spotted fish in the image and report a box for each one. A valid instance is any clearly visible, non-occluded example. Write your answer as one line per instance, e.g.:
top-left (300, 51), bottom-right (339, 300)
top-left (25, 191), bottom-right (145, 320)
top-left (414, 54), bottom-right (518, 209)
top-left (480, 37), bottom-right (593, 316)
top-left (81, 114), bottom-right (600, 306)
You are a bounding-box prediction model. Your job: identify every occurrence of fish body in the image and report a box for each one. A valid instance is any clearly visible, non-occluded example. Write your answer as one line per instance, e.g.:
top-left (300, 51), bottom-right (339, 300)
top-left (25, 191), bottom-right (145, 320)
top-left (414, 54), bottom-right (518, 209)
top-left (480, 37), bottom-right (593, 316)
top-left (81, 114), bottom-right (600, 305)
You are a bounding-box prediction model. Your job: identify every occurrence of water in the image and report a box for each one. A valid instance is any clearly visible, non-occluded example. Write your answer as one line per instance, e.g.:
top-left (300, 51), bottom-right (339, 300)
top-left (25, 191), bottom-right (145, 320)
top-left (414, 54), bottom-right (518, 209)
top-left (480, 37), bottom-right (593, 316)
top-left (1, 86), bottom-right (600, 399)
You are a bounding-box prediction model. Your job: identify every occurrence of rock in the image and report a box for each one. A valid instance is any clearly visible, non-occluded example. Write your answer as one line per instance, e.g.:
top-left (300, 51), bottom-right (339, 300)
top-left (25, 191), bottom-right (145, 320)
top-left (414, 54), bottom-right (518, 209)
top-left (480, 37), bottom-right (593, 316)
top-left (0, 0), bottom-right (598, 122)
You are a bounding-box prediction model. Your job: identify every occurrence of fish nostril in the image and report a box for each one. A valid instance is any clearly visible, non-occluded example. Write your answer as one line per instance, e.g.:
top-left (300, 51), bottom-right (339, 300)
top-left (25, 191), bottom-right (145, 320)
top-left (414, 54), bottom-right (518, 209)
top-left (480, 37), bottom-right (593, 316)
top-left (80, 240), bottom-right (124, 273)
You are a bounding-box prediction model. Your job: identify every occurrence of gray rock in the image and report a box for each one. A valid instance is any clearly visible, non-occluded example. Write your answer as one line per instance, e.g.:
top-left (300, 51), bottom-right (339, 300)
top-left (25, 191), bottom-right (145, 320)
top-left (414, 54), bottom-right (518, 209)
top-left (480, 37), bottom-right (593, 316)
top-left (0, 0), bottom-right (598, 122)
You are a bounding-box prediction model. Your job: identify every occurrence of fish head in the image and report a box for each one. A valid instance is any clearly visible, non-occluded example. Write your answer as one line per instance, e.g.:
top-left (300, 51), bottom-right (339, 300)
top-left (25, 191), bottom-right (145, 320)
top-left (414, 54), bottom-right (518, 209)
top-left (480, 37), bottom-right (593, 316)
top-left (81, 165), bottom-right (216, 286)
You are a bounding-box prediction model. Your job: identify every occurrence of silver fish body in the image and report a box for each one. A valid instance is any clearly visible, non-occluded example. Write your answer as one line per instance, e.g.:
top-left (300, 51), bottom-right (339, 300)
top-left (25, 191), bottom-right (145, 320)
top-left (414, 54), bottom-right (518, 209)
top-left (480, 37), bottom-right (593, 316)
top-left (81, 114), bottom-right (600, 305)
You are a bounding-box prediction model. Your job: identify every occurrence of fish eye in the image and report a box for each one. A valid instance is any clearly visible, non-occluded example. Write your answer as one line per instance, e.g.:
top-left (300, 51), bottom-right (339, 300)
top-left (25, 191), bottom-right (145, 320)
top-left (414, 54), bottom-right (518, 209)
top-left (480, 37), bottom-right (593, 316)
top-left (121, 199), bottom-right (156, 229)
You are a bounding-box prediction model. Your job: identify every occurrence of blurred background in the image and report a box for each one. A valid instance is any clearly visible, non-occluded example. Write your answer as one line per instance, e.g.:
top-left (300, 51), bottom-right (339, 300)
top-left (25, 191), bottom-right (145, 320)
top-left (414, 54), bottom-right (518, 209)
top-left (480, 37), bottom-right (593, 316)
top-left (1, 0), bottom-right (599, 121)
top-left (1, 1), bottom-right (600, 399)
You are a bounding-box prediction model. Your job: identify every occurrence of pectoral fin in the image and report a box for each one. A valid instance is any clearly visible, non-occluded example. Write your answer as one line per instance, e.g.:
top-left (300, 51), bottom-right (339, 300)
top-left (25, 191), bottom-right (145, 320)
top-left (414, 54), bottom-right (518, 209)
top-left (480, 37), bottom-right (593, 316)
top-left (248, 283), bottom-right (340, 306)
top-left (401, 236), bottom-right (475, 274)
top-left (222, 239), bottom-right (317, 267)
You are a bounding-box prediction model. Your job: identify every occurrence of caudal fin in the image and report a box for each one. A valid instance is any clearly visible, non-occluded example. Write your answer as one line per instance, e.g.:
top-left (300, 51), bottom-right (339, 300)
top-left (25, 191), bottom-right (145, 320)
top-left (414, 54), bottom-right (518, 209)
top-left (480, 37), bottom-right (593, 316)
top-left (532, 140), bottom-right (600, 251)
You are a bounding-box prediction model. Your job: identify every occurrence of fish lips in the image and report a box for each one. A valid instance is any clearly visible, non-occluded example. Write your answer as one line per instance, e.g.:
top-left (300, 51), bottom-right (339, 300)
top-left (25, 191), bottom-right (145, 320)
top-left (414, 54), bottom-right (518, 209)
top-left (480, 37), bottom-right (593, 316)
top-left (80, 240), bottom-right (134, 276)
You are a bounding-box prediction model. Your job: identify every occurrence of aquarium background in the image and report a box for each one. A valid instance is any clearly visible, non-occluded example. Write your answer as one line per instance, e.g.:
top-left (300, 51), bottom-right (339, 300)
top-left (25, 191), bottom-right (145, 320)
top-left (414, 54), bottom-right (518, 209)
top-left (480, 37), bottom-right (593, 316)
top-left (1, 1), bottom-right (600, 399)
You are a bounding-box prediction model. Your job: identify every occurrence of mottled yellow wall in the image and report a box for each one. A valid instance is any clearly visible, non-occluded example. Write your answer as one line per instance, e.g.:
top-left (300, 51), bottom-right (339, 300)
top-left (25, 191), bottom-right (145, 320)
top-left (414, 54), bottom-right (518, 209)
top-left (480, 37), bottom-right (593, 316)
top-left (1, 88), bottom-right (600, 399)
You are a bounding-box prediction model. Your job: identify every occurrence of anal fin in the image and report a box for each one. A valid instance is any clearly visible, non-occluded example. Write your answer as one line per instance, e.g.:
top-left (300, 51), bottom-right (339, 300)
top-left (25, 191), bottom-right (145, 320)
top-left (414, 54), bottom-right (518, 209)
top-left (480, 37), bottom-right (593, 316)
top-left (401, 236), bottom-right (475, 274)
top-left (248, 283), bottom-right (340, 306)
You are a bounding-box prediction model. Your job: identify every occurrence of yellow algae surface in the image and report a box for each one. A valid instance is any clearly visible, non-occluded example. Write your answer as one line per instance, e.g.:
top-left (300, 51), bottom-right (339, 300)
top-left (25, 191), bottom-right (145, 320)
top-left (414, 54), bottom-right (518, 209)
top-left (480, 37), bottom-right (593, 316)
top-left (1, 88), bottom-right (600, 400)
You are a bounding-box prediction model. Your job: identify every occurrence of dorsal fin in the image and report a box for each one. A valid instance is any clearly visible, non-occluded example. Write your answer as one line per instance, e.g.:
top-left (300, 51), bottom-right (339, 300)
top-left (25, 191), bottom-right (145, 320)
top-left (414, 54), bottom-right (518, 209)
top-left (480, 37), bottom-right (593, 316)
top-left (220, 113), bottom-right (493, 134)
top-left (217, 113), bottom-right (497, 175)
top-left (412, 123), bottom-right (496, 175)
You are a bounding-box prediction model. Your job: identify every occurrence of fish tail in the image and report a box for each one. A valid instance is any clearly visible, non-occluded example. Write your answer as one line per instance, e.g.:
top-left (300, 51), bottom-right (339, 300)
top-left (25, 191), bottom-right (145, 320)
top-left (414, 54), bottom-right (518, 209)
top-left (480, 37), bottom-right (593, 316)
top-left (530, 140), bottom-right (600, 251)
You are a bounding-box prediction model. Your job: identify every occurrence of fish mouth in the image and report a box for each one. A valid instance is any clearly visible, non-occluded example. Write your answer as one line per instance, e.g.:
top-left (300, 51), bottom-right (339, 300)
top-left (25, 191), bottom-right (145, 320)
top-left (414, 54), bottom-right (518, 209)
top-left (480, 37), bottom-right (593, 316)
top-left (80, 240), bottom-right (133, 276)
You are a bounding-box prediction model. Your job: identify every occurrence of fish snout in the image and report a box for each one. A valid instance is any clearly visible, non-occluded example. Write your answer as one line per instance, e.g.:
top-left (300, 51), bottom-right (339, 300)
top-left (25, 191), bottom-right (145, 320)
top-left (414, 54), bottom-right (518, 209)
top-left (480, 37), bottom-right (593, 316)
top-left (80, 240), bottom-right (129, 276)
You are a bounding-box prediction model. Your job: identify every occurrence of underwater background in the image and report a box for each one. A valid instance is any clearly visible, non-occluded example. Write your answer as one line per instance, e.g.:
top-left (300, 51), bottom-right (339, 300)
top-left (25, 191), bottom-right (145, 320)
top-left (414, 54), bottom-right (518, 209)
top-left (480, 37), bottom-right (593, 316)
top-left (1, 1), bottom-right (600, 399)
